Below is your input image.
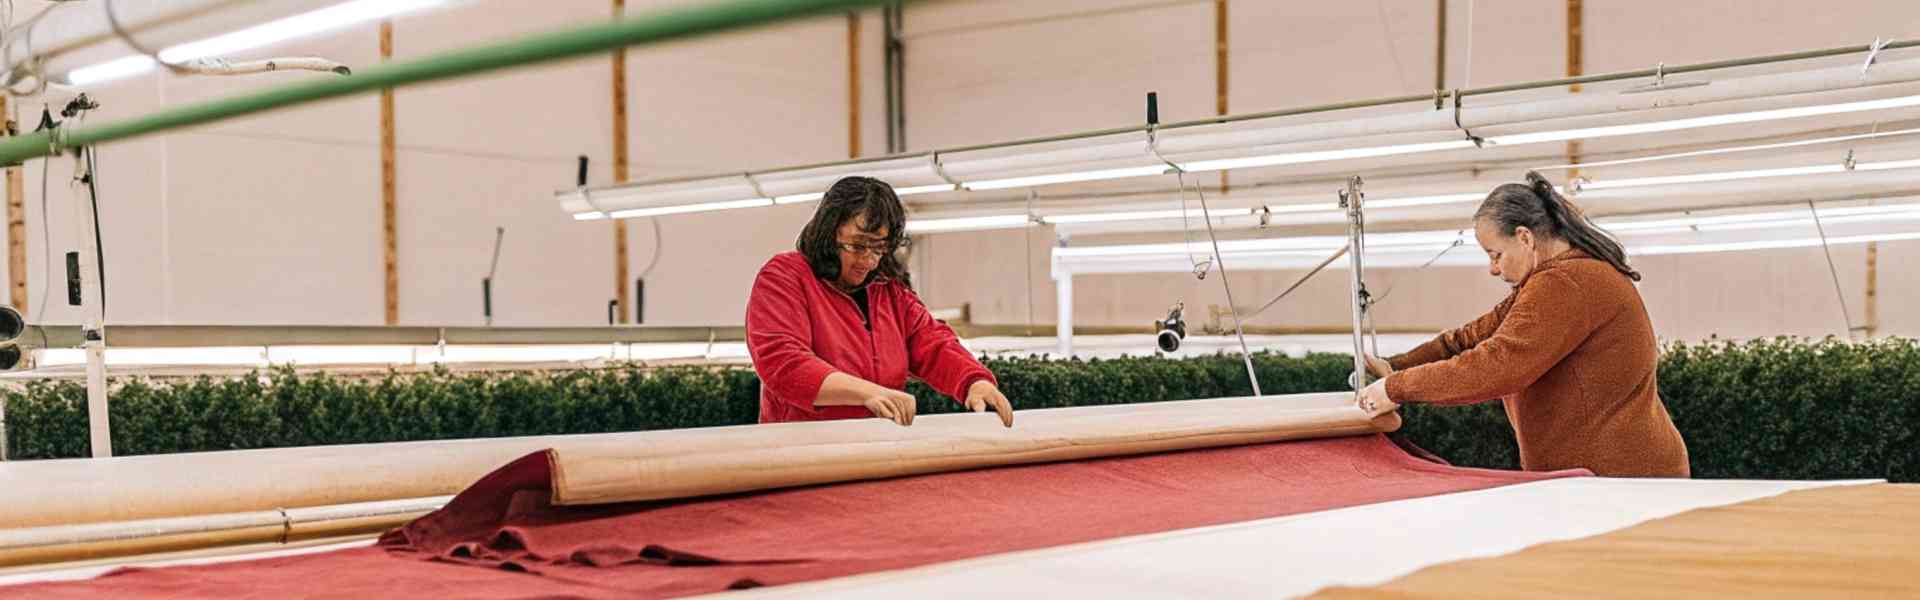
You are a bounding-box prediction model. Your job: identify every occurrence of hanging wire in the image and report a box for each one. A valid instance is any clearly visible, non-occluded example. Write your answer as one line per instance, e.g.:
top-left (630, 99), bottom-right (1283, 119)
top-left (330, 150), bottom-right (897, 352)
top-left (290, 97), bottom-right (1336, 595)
top-left (1174, 174), bottom-right (1211, 279)
top-left (1241, 244), bottom-right (1347, 324)
top-left (1369, 232), bottom-right (1469, 306)
top-left (80, 144), bottom-right (104, 319)
top-left (32, 107), bottom-right (49, 349)
top-left (636, 217), bottom-right (662, 280)
top-left (1177, 169), bottom-right (1261, 396)
top-left (1806, 200), bottom-right (1858, 339)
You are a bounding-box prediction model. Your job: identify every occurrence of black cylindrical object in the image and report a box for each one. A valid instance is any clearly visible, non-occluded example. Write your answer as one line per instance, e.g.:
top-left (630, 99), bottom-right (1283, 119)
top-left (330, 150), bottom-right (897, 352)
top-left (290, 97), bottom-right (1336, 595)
top-left (65, 252), bottom-right (81, 306)
top-left (576, 155), bottom-right (589, 186)
top-left (0, 305), bottom-right (23, 342)
top-left (635, 278), bottom-right (645, 324)
top-left (482, 278), bottom-right (493, 322)
top-left (1155, 303), bottom-right (1185, 353)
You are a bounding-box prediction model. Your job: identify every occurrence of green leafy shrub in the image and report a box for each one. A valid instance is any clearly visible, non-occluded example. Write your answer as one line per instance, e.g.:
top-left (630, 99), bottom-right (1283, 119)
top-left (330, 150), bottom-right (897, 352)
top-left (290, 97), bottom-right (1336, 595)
top-left (2, 338), bottom-right (1912, 482)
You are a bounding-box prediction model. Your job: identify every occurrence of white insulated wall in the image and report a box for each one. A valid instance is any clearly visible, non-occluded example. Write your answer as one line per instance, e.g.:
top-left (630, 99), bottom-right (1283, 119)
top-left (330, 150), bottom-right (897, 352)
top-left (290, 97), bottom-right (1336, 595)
top-left (0, 0), bottom-right (1912, 341)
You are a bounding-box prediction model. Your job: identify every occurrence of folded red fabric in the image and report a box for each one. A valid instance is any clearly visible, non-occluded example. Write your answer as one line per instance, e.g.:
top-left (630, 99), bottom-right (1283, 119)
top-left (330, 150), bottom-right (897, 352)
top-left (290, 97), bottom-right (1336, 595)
top-left (6, 434), bottom-right (1586, 599)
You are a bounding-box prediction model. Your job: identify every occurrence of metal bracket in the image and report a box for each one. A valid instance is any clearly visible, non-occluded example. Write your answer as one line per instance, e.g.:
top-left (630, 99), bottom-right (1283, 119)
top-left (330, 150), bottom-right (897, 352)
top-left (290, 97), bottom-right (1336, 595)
top-left (1450, 90), bottom-right (1487, 148)
top-left (577, 187), bottom-right (608, 218)
top-left (927, 151), bottom-right (960, 187)
top-left (1863, 37), bottom-right (1891, 78)
top-left (1566, 176), bottom-right (1592, 196)
top-left (1622, 61), bottom-right (1711, 94)
top-left (1147, 125), bottom-right (1184, 173)
top-left (741, 172), bottom-right (769, 200)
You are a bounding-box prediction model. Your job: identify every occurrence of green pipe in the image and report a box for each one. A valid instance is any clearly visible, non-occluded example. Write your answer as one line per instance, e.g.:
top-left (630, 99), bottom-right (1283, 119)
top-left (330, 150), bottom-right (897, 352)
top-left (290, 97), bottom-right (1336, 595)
top-left (0, 0), bottom-right (901, 165)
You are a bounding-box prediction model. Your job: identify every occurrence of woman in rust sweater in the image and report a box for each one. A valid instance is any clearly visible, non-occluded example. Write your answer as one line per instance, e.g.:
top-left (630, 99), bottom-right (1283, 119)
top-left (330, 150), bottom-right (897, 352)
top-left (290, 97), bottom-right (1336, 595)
top-left (1357, 172), bottom-right (1689, 478)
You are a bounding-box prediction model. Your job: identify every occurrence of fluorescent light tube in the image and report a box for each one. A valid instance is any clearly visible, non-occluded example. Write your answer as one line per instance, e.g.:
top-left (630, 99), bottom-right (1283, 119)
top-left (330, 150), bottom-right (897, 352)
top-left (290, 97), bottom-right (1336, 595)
top-left (896, 184), bottom-right (958, 195)
top-left (163, 0), bottom-right (450, 62)
top-left (1695, 211), bottom-right (1920, 232)
top-left (773, 184), bottom-right (950, 205)
top-left (65, 0), bottom-right (451, 86)
top-left (1366, 192), bottom-right (1488, 209)
top-left (67, 56), bottom-right (158, 86)
top-left (1487, 93), bottom-right (1920, 146)
top-left (1636, 231), bottom-right (1920, 255)
top-left (1265, 203), bottom-right (1339, 214)
top-left (773, 192), bottom-right (824, 204)
top-left (606, 198), bottom-right (771, 219)
top-left (1582, 164), bottom-right (1846, 190)
top-left (906, 214), bottom-right (1033, 233)
top-left (1177, 140), bottom-right (1477, 173)
top-left (572, 212), bottom-right (607, 221)
top-left (1855, 158), bottom-right (1920, 171)
top-left (1043, 208), bottom-right (1256, 224)
top-left (961, 165), bottom-right (1170, 191)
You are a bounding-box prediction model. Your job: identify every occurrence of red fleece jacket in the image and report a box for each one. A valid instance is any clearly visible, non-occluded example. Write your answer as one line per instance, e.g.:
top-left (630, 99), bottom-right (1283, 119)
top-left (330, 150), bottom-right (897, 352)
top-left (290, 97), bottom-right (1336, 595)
top-left (746, 251), bottom-right (997, 423)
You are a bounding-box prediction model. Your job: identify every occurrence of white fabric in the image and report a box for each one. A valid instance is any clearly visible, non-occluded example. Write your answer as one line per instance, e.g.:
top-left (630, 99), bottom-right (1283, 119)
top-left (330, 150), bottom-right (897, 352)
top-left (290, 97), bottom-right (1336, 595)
top-left (724, 477), bottom-right (1874, 599)
top-left (0, 538), bottom-right (377, 586)
top-left (0, 477), bottom-right (1874, 593)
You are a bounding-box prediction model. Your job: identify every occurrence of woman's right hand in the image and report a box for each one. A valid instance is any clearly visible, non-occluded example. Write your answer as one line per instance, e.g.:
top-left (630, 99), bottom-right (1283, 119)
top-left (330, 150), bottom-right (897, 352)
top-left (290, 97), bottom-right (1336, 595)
top-left (1363, 353), bottom-right (1394, 378)
top-left (862, 387), bottom-right (919, 426)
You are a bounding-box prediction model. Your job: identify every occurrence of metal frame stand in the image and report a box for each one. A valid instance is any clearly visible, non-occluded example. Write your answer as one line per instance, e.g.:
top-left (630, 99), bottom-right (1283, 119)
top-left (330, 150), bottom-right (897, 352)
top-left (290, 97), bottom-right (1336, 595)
top-left (1340, 176), bottom-right (1373, 391)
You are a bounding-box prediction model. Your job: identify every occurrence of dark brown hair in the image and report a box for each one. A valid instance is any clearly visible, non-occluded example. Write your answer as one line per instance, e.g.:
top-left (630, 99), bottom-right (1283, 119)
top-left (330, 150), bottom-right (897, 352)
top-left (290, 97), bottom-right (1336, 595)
top-left (1476, 171), bottom-right (1641, 281)
top-left (796, 176), bottom-right (912, 288)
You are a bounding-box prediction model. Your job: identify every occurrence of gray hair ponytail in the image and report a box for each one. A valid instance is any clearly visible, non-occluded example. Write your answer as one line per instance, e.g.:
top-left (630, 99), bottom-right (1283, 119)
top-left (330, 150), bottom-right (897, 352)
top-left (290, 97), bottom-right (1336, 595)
top-left (1475, 171), bottom-right (1641, 281)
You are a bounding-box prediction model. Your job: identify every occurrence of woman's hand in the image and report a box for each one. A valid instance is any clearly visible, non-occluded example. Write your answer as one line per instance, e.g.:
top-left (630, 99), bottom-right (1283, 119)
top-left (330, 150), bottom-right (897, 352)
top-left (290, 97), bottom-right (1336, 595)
top-left (1358, 378), bottom-right (1399, 417)
top-left (966, 380), bottom-right (1015, 428)
top-left (1363, 353), bottom-right (1394, 378)
top-left (862, 386), bottom-right (919, 426)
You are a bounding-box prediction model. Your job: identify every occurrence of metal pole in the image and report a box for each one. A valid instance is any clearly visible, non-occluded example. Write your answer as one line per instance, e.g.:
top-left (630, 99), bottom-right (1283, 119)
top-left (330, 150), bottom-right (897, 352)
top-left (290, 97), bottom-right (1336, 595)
top-left (1341, 176), bottom-right (1370, 391)
top-left (484, 226), bottom-right (504, 326)
top-left (0, 0), bottom-right (905, 165)
top-left (1196, 186), bottom-right (1262, 397)
top-left (887, 3), bottom-right (907, 152)
top-left (1055, 273), bottom-right (1072, 358)
top-left (74, 153), bottom-right (110, 458)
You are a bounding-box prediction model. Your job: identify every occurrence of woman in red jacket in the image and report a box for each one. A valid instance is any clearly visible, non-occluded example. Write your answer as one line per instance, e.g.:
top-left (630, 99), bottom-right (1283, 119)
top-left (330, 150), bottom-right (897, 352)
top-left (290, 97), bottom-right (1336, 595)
top-left (746, 176), bottom-right (1014, 427)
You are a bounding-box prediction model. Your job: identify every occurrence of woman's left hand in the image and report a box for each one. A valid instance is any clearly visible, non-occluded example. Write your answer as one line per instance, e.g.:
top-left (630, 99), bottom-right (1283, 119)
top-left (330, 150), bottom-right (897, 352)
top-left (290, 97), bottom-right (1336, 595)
top-left (966, 380), bottom-right (1015, 428)
top-left (1358, 378), bottom-right (1399, 417)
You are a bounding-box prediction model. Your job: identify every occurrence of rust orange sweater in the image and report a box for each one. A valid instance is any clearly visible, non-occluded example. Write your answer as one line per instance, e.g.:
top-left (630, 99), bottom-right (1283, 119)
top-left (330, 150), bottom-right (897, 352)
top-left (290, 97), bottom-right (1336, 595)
top-left (1386, 250), bottom-right (1690, 478)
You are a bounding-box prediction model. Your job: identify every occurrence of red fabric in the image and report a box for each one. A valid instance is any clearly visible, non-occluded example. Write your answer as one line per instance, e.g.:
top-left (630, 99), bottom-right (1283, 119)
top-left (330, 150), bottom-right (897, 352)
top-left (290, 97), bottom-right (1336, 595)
top-left (3, 434), bottom-right (1585, 599)
top-left (746, 251), bottom-right (995, 423)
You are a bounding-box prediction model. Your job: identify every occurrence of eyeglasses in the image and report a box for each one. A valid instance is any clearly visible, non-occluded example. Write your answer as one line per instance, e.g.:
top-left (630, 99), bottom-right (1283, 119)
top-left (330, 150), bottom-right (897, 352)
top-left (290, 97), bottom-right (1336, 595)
top-left (836, 237), bottom-right (911, 257)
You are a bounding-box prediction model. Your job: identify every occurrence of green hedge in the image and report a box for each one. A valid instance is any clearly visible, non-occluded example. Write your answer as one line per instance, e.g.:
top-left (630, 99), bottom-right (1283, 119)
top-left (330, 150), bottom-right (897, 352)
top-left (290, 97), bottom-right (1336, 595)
top-left (2, 338), bottom-right (1914, 482)
top-left (0, 353), bottom-right (1351, 461)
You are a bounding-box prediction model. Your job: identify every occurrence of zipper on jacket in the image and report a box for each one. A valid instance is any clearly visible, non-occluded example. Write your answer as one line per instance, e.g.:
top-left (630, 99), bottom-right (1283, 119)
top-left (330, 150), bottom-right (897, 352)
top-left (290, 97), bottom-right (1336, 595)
top-left (825, 281), bottom-right (882, 377)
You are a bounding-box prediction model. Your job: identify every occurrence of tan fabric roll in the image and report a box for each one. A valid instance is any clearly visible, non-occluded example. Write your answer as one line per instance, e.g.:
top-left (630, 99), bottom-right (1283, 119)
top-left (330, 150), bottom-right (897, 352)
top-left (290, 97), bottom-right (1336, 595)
top-left (0, 498), bottom-right (438, 567)
top-left (552, 393), bottom-right (1396, 505)
top-left (0, 393), bottom-right (1387, 529)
